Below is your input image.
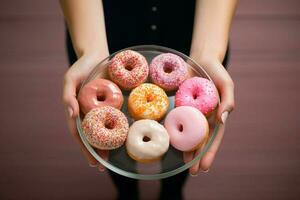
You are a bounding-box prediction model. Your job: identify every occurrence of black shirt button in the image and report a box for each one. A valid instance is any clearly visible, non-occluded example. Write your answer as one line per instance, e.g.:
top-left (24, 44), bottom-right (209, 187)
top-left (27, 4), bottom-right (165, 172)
top-left (150, 25), bottom-right (157, 30)
top-left (151, 6), bottom-right (157, 12)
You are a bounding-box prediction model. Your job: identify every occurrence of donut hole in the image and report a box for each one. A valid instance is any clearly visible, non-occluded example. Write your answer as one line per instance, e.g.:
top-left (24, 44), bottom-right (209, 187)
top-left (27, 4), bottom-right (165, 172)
top-left (146, 94), bottom-right (154, 103)
top-left (143, 136), bottom-right (151, 142)
top-left (104, 120), bottom-right (115, 129)
top-left (163, 64), bottom-right (173, 74)
top-left (193, 94), bottom-right (198, 100)
top-left (178, 124), bottom-right (184, 132)
top-left (192, 92), bottom-right (198, 100)
top-left (97, 94), bottom-right (106, 101)
top-left (124, 63), bottom-right (134, 71)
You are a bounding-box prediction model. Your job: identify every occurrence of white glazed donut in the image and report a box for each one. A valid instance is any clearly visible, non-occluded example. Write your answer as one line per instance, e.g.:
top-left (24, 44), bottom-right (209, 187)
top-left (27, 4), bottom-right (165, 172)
top-left (126, 119), bottom-right (170, 163)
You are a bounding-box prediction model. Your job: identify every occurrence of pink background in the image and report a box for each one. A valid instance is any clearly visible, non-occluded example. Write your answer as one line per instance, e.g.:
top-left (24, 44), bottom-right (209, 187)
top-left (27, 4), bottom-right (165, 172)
top-left (0, 0), bottom-right (299, 199)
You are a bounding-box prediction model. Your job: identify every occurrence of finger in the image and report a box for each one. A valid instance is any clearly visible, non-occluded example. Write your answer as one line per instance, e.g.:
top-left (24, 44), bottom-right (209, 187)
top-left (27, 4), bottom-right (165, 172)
top-left (62, 75), bottom-right (80, 118)
top-left (200, 124), bottom-right (225, 171)
top-left (216, 77), bottom-right (235, 124)
top-left (183, 151), bottom-right (199, 176)
top-left (183, 151), bottom-right (194, 164)
top-left (200, 60), bottom-right (235, 124)
top-left (189, 148), bottom-right (202, 176)
top-left (66, 114), bottom-right (98, 166)
top-left (96, 150), bottom-right (109, 172)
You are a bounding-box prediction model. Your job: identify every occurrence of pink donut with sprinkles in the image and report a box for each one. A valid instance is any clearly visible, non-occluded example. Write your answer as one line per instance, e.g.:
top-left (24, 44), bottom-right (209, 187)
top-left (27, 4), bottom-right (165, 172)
top-left (175, 77), bottom-right (218, 116)
top-left (108, 50), bottom-right (149, 90)
top-left (149, 53), bottom-right (188, 91)
top-left (82, 106), bottom-right (129, 150)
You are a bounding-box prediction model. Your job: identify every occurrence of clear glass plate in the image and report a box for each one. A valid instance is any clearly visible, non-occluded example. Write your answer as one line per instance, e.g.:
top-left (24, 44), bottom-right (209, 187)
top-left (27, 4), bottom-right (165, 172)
top-left (76, 45), bottom-right (220, 180)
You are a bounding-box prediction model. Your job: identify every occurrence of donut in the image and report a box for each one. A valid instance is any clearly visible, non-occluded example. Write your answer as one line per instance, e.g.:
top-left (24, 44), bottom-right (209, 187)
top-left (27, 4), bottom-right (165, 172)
top-left (108, 50), bottom-right (149, 90)
top-left (164, 106), bottom-right (209, 152)
top-left (81, 106), bottom-right (129, 150)
top-left (175, 77), bottom-right (218, 116)
top-left (149, 53), bottom-right (188, 91)
top-left (78, 78), bottom-right (123, 114)
top-left (126, 119), bottom-right (169, 163)
top-left (128, 83), bottom-right (169, 121)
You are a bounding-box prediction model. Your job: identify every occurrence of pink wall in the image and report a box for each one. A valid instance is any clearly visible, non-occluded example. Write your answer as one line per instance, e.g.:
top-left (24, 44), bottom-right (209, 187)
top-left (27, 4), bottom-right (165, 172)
top-left (0, 0), bottom-right (299, 199)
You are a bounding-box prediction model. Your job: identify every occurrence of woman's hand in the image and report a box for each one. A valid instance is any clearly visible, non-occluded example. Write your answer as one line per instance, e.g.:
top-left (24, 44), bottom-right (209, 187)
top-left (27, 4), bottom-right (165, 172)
top-left (184, 54), bottom-right (235, 176)
top-left (62, 52), bottom-right (109, 172)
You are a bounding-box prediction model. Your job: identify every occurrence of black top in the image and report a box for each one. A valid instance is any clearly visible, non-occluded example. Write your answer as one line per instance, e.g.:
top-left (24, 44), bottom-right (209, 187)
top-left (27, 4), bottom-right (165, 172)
top-left (66, 0), bottom-right (229, 66)
top-left (102, 0), bottom-right (195, 55)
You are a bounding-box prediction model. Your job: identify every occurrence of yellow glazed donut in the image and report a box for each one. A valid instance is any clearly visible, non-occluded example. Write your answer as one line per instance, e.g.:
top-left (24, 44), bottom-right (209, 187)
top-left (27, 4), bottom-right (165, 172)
top-left (128, 83), bottom-right (169, 121)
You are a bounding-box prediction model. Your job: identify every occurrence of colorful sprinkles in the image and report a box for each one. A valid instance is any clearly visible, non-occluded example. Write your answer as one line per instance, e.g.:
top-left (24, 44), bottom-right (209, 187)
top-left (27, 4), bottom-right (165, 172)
top-left (128, 83), bottom-right (169, 121)
top-left (108, 50), bottom-right (149, 90)
top-left (150, 53), bottom-right (188, 91)
top-left (81, 106), bottom-right (129, 150)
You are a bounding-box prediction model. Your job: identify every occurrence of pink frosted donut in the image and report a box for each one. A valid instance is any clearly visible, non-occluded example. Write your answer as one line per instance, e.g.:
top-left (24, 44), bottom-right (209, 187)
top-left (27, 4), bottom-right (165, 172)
top-left (164, 106), bottom-right (209, 152)
top-left (78, 78), bottom-right (123, 114)
top-left (175, 77), bottom-right (218, 115)
top-left (81, 106), bottom-right (129, 150)
top-left (108, 50), bottom-right (149, 90)
top-left (149, 53), bottom-right (188, 91)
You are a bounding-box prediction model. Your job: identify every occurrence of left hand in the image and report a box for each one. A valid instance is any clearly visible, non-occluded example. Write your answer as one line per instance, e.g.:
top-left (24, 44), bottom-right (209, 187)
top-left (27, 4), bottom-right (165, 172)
top-left (62, 52), bottom-right (110, 172)
top-left (184, 56), bottom-right (235, 176)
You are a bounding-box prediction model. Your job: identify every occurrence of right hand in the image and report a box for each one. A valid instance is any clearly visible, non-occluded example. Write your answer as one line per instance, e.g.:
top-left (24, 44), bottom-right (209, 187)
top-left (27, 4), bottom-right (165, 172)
top-left (184, 55), bottom-right (235, 175)
top-left (62, 52), bottom-right (109, 172)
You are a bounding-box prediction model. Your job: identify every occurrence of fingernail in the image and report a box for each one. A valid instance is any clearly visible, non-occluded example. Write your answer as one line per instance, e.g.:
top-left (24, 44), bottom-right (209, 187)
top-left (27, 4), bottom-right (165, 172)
top-left (201, 168), bottom-right (210, 173)
top-left (190, 173), bottom-right (198, 177)
top-left (98, 166), bottom-right (105, 172)
top-left (68, 107), bottom-right (73, 118)
top-left (221, 111), bottom-right (229, 124)
top-left (89, 163), bottom-right (98, 168)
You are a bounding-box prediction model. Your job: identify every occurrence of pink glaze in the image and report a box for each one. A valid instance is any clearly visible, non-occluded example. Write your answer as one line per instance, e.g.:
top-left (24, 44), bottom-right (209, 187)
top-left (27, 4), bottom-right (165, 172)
top-left (78, 78), bottom-right (123, 114)
top-left (164, 106), bottom-right (209, 151)
top-left (108, 50), bottom-right (149, 90)
top-left (82, 106), bottom-right (129, 150)
top-left (149, 53), bottom-right (188, 91)
top-left (175, 77), bottom-right (218, 115)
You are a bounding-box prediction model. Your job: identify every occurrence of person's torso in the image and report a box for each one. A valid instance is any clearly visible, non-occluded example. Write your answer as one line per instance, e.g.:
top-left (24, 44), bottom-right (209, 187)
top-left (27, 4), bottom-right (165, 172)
top-left (103, 0), bottom-right (196, 55)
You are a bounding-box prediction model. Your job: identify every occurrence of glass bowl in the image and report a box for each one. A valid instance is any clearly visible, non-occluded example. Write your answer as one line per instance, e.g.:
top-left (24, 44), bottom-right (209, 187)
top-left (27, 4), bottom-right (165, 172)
top-left (76, 45), bottom-right (220, 180)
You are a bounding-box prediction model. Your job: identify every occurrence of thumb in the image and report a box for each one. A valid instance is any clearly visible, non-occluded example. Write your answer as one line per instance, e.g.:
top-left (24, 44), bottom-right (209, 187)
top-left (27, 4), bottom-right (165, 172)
top-left (63, 74), bottom-right (98, 167)
top-left (66, 115), bottom-right (98, 166)
top-left (62, 75), bottom-right (80, 118)
top-left (217, 80), bottom-right (235, 124)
